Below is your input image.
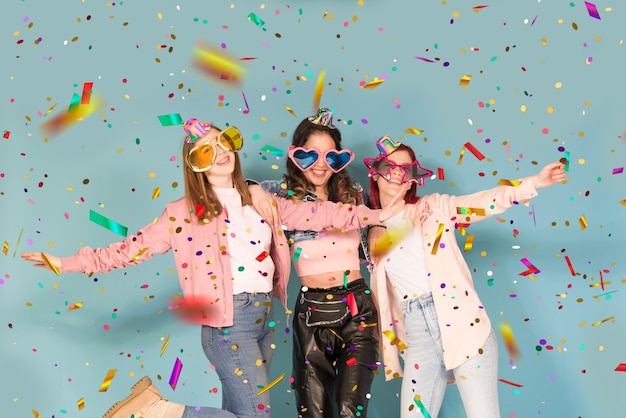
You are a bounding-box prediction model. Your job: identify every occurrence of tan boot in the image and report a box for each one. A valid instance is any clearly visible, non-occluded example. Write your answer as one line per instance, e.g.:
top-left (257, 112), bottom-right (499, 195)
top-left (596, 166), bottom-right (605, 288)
top-left (102, 376), bottom-right (185, 418)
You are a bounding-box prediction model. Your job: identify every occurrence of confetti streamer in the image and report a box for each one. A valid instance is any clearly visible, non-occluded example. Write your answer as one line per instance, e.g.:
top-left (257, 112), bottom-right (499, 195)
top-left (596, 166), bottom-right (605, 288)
top-left (591, 316), bottom-right (615, 327)
top-left (404, 126), bottom-right (424, 135)
top-left (584, 1), bottom-right (601, 20)
top-left (431, 223), bottom-right (445, 255)
top-left (414, 396), bottom-right (432, 418)
top-left (80, 82), bottom-right (93, 104)
top-left (13, 227), bottom-right (24, 257)
top-left (383, 330), bottom-right (408, 350)
top-left (615, 363), bottom-right (626, 372)
top-left (157, 114), bottom-right (184, 127)
top-left (459, 74), bottom-right (472, 86)
top-left (285, 104), bottom-right (297, 118)
top-left (98, 369), bottom-right (117, 392)
top-left (579, 215), bottom-right (588, 231)
top-left (169, 357), bottom-right (183, 390)
top-left (463, 234), bottom-right (474, 252)
top-left (457, 207), bottom-right (486, 216)
top-left (497, 179), bottom-right (522, 187)
top-left (599, 270), bottom-right (605, 291)
top-left (463, 142), bottom-right (485, 160)
top-left (564, 255), bottom-right (576, 276)
top-left (498, 321), bottom-right (521, 361)
top-left (260, 145), bottom-right (285, 157)
top-left (361, 78), bottom-right (384, 89)
top-left (129, 247), bottom-right (149, 263)
top-left (498, 378), bottom-right (523, 387)
top-left (257, 373), bottom-right (285, 396)
top-left (347, 292), bottom-right (358, 316)
top-left (89, 210), bottom-right (129, 237)
top-left (241, 90), bottom-right (250, 113)
top-left (160, 335), bottom-right (170, 357)
top-left (40, 94), bottom-right (106, 137)
top-left (192, 43), bottom-right (247, 87)
top-left (415, 56), bottom-right (435, 63)
top-left (312, 69), bottom-right (326, 112)
top-left (255, 251), bottom-right (269, 262)
top-left (519, 258), bottom-right (540, 276)
top-left (40, 252), bottom-right (60, 276)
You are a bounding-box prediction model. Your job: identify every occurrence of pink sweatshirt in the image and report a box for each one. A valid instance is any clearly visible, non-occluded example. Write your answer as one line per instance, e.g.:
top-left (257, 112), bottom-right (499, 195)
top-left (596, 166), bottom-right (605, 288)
top-left (61, 195), bottom-right (382, 327)
top-left (371, 178), bottom-right (538, 379)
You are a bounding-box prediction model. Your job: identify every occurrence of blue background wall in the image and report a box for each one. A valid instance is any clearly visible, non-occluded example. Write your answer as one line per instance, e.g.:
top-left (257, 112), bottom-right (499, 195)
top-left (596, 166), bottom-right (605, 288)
top-left (1, 1), bottom-right (625, 417)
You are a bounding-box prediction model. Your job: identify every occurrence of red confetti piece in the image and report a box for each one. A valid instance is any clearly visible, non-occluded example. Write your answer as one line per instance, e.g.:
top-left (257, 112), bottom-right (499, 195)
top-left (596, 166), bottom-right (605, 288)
top-left (463, 142), bottom-right (485, 160)
top-left (615, 363), bottom-right (626, 372)
top-left (437, 167), bottom-right (445, 180)
top-left (564, 255), bottom-right (576, 276)
top-left (255, 251), bottom-right (269, 262)
top-left (347, 292), bottom-right (358, 316)
top-left (519, 258), bottom-right (540, 276)
top-left (346, 357), bottom-right (357, 367)
top-left (498, 378), bottom-right (523, 387)
top-left (2, 131), bottom-right (10, 139)
top-left (81, 82), bottom-right (93, 104)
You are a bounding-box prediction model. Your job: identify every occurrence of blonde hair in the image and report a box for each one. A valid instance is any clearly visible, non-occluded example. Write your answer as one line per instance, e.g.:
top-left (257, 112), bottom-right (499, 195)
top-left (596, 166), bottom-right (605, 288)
top-left (181, 125), bottom-right (252, 223)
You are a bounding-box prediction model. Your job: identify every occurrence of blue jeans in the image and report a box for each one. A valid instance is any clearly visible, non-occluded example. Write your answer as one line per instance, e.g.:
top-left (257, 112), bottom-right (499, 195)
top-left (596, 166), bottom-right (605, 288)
top-left (183, 292), bottom-right (274, 418)
top-left (400, 293), bottom-right (500, 418)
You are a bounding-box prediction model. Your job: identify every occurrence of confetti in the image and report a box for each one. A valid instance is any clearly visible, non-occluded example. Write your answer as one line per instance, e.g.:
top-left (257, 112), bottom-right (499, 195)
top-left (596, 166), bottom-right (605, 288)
top-left (584, 1), bottom-right (601, 20)
top-left (456, 207), bottom-right (486, 216)
top-left (498, 321), bottom-right (521, 361)
top-left (3, 130), bottom-right (10, 139)
top-left (284, 104), bottom-right (297, 118)
top-left (463, 142), bottom-right (485, 160)
top-left (160, 335), bottom-right (170, 357)
top-left (80, 82), bottom-right (93, 104)
top-left (89, 210), bottom-right (129, 237)
top-left (192, 43), bottom-right (247, 87)
top-left (579, 215), bottom-right (588, 231)
top-left (615, 363), bottom-right (626, 372)
top-left (312, 69), bottom-right (326, 112)
top-left (257, 373), bottom-right (285, 396)
top-left (247, 12), bottom-right (266, 29)
top-left (463, 234), bottom-right (474, 252)
top-left (77, 397), bottom-right (85, 411)
top-left (459, 74), bottom-right (472, 86)
top-left (129, 247), bottom-right (149, 263)
top-left (561, 151), bottom-right (570, 172)
top-left (157, 114), bottom-right (183, 126)
top-left (347, 292), bottom-right (358, 316)
top-left (152, 187), bottom-right (161, 199)
top-left (591, 316), bottom-right (615, 327)
top-left (346, 357), bottom-right (358, 367)
top-left (519, 258), bottom-right (540, 276)
top-left (564, 255), bottom-right (576, 276)
top-left (612, 167), bottom-right (624, 175)
top-left (414, 396), bottom-right (432, 418)
top-left (68, 302), bottom-right (83, 311)
top-left (403, 126), bottom-right (424, 135)
top-left (498, 378), bottom-right (523, 387)
top-left (255, 251), bottom-right (269, 262)
top-left (40, 94), bottom-right (105, 137)
top-left (383, 330), bottom-right (409, 350)
top-left (13, 228), bottom-right (24, 257)
top-left (98, 369), bottom-right (117, 392)
top-left (437, 167), bottom-right (445, 180)
top-left (370, 221), bottom-right (413, 258)
top-left (430, 223), bottom-right (445, 255)
top-left (241, 90), bottom-right (250, 113)
top-left (169, 357), bottom-right (183, 390)
top-left (457, 146), bottom-right (466, 165)
top-left (361, 78), bottom-right (384, 89)
top-left (40, 252), bottom-right (60, 276)
top-left (293, 247), bottom-right (303, 261)
top-left (260, 145), bottom-right (285, 157)
top-left (497, 179), bottom-right (522, 187)
top-left (415, 57), bottom-right (435, 63)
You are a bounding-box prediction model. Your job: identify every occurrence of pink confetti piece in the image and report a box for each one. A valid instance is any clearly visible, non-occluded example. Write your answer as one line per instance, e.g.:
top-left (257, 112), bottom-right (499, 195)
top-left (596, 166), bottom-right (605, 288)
top-left (612, 167), bottom-right (624, 175)
top-left (169, 357), bottom-right (183, 390)
top-left (584, 1), bottom-right (601, 20)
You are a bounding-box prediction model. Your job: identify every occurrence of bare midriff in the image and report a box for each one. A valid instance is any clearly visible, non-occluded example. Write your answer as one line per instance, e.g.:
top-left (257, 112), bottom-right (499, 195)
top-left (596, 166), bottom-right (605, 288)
top-left (299, 268), bottom-right (362, 289)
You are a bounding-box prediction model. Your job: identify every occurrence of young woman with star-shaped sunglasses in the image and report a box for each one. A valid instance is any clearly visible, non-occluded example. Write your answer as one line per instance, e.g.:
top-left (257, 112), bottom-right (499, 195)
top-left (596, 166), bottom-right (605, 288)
top-left (365, 136), bottom-right (566, 418)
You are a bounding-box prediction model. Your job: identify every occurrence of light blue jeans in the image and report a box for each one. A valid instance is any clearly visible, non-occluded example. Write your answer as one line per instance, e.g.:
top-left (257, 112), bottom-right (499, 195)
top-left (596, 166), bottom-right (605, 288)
top-left (400, 293), bottom-right (500, 418)
top-left (183, 292), bottom-right (274, 418)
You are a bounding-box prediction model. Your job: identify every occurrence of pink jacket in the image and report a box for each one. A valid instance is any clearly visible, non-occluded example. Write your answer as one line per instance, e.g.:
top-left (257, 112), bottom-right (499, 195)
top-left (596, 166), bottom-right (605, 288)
top-left (371, 178), bottom-right (538, 380)
top-left (61, 196), bottom-right (382, 327)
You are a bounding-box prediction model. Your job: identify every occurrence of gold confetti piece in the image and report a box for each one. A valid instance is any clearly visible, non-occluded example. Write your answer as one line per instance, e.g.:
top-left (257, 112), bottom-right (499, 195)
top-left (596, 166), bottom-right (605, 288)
top-left (2, 241), bottom-right (8, 256)
top-left (459, 74), bottom-right (472, 86)
top-left (370, 222), bottom-right (413, 258)
top-left (456, 207), bottom-right (486, 216)
top-left (579, 215), bottom-right (588, 230)
top-left (497, 179), bottom-right (522, 187)
top-left (160, 335), bottom-right (170, 357)
top-left (32, 410), bottom-right (40, 418)
top-left (99, 369), bottom-right (117, 392)
top-left (257, 372), bottom-right (285, 396)
top-left (40, 252), bottom-right (60, 276)
top-left (404, 126), bottom-right (424, 135)
top-left (77, 397), bottom-right (85, 411)
top-left (312, 69), bottom-right (326, 112)
top-left (620, 199), bottom-right (626, 206)
top-left (285, 104), bottom-right (297, 118)
top-left (361, 78), bottom-right (384, 89)
top-left (13, 228), bottom-right (24, 257)
top-left (498, 321), bottom-right (521, 361)
top-left (463, 234), bottom-right (474, 252)
top-left (457, 146), bottom-right (466, 165)
top-left (152, 187), bottom-right (161, 199)
top-left (591, 316), bottom-right (615, 327)
top-left (383, 330), bottom-right (408, 350)
top-left (129, 247), bottom-right (149, 263)
top-left (431, 223), bottom-right (445, 255)
top-left (68, 302), bottom-right (83, 311)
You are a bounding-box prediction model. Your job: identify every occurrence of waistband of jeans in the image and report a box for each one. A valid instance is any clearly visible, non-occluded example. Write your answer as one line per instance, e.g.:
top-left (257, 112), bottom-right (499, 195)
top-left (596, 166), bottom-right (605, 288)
top-left (400, 292), bottom-right (433, 312)
top-left (301, 278), bottom-right (367, 295)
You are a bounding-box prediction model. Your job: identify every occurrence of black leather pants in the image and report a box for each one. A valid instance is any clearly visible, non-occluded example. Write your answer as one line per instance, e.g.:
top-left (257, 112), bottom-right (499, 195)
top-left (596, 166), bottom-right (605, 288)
top-left (292, 279), bottom-right (380, 418)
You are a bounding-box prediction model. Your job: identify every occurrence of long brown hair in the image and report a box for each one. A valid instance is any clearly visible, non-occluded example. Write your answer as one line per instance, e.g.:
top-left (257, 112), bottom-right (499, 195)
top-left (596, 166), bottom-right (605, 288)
top-left (182, 125), bottom-right (252, 223)
top-left (284, 118), bottom-right (360, 204)
top-left (368, 144), bottom-right (420, 209)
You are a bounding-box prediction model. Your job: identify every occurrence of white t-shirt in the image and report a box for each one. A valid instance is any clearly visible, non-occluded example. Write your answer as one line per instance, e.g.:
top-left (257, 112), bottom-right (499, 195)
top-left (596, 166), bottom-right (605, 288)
top-left (383, 209), bottom-right (431, 301)
top-left (214, 187), bottom-right (274, 294)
